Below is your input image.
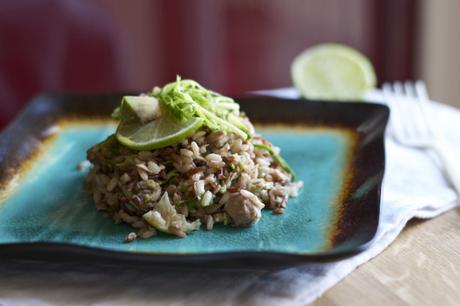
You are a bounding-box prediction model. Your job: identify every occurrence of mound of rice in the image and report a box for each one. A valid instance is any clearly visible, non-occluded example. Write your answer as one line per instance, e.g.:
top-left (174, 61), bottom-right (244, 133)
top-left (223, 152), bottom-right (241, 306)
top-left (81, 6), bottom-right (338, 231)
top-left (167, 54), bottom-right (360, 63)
top-left (86, 119), bottom-right (303, 241)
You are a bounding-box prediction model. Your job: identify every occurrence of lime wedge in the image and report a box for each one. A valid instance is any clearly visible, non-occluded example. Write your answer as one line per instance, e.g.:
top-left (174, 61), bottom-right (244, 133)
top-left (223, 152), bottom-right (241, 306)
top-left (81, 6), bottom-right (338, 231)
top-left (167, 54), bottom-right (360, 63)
top-left (291, 44), bottom-right (376, 100)
top-left (118, 96), bottom-right (162, 123)
top-left (116, 115), bottom-right (203, 150)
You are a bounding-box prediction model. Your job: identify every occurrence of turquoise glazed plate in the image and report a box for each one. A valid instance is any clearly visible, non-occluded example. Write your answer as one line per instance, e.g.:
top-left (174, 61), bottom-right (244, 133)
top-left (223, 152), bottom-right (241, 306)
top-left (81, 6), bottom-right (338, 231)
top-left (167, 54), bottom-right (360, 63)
top-left (0, 94), bottom-right (388, 267)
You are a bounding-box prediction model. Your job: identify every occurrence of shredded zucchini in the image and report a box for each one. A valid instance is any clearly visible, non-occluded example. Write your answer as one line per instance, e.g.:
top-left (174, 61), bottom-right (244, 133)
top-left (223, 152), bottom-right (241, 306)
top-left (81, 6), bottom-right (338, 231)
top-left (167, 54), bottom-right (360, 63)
top-left (151, 76), bottom-right (250, 139)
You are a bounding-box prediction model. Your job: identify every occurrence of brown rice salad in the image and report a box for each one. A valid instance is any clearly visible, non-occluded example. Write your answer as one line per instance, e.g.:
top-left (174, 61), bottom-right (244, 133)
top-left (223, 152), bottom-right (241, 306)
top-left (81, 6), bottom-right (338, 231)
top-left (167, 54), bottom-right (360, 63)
top-left (85, 78), bottom-right (303, 241)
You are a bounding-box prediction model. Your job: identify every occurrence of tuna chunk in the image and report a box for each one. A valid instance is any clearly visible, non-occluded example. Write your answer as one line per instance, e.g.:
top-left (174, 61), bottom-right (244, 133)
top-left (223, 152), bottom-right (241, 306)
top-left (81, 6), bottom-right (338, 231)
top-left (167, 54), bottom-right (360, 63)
top-left (224, 191), bottom-right (264, 227)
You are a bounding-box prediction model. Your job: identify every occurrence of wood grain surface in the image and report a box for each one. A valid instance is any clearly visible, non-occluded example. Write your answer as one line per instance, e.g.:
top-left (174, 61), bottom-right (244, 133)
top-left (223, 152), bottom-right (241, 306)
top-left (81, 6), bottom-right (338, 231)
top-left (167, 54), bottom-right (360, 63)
top-left (312, 207), bottom-right (460, 306)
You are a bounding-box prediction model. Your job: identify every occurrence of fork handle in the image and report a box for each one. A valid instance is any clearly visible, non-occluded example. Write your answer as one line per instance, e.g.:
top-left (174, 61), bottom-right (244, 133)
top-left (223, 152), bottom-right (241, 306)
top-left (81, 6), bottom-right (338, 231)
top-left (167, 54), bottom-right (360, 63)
top-left (432, 143), bottom-right (460, 197)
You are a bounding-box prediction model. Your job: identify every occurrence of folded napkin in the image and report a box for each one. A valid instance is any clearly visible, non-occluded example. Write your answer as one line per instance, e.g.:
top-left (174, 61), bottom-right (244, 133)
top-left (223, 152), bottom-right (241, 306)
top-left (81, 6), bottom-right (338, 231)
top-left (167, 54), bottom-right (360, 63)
top-left (1, 89), bottom-right (459, 306)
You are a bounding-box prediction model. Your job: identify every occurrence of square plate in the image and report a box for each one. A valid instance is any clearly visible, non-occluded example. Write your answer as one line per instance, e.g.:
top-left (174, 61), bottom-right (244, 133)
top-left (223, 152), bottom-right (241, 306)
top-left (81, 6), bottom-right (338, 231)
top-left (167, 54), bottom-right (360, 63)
top-left (0, 93), bottom-right (388, 268)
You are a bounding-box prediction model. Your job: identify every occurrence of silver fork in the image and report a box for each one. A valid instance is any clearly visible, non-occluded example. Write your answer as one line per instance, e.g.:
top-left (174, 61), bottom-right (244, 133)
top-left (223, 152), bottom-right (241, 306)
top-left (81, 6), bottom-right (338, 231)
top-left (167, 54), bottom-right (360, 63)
top-left (383, 80), bottom-right (460, 196)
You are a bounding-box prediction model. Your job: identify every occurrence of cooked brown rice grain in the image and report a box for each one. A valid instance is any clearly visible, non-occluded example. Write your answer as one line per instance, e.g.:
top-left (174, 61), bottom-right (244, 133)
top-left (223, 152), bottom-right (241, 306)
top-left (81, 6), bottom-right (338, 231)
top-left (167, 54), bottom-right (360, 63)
top-left (106, 177), bottom-right (118, 192)
top-left (137, 168), bottom-right (149, 181)
top-left (173, 192), bottom-right (182, 203)
top-left (193, 180), bottom-right (205, 197)
top-left (120, 173), bottom-right (131, 183)
top-left (191, 141), bottom-right (200, 156)
top-left (213, 212), bottom-right (227, 223)
top-left (125, 232), bottom-right (137, 243)
top-left (168, 225), bottom-right (186, 238)
top-left (206, 215), bottom-right (215, 230)
top-left (131, 220), bottom-right (147, 228)
top-left (180, 148), bottom-right (194, 157)
top-left (201, 190), bottom-right (213, 207)
top-left (240, 189), bottom-right (265, 209)
top-left (138, 228), bottom-right (157, 239)
top-left (205, 153), bottom-right (225, 168)
top-left (136, 163), bottom-right (151, 173)
top-left (191, 172), bottom-right (203, 182)
top-left (147, 161), bottom-right (162, 174)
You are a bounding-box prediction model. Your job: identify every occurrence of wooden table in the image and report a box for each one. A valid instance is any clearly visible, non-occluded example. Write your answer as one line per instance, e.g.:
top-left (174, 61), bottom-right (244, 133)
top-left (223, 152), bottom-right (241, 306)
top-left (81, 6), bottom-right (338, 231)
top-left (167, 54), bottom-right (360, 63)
top-left (312, 207), bottom-right (460, 306)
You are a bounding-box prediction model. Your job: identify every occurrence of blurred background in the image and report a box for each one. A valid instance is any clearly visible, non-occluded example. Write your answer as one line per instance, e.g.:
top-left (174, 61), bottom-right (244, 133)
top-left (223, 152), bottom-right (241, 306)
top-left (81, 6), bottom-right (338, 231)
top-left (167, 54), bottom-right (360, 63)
top-left (0, 0), bottom-right (458, 129)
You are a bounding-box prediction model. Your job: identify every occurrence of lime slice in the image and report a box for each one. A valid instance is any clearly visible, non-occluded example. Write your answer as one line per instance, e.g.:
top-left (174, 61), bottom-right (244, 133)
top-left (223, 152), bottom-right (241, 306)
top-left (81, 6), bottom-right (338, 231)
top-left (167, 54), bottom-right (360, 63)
top-left (291, 43), bottom-right (376, 100)
top-left (116, 115), bottom-right (203, 150)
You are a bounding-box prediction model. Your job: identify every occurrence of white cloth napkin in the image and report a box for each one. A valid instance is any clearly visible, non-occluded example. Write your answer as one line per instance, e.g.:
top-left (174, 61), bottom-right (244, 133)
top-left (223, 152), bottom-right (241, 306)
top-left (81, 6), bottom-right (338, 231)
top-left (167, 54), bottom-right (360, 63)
top-left (1, 89), bottom-right (459, 306)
